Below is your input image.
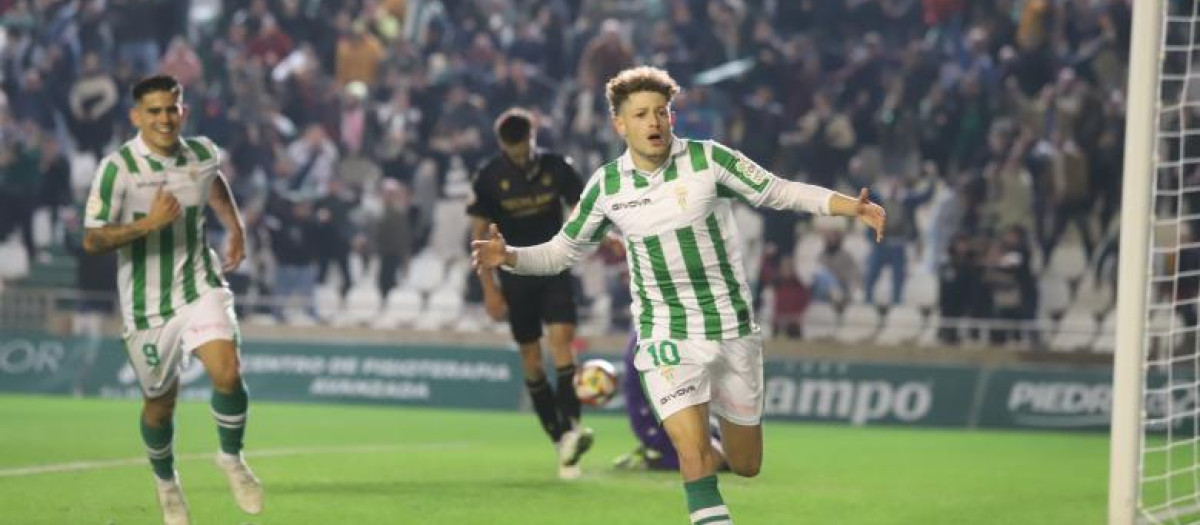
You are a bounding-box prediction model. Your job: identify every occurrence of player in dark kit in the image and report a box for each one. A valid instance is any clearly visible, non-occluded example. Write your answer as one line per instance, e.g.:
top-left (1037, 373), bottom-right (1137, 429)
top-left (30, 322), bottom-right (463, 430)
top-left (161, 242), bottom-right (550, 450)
top-left (467, 108), bottom-right (594, 479)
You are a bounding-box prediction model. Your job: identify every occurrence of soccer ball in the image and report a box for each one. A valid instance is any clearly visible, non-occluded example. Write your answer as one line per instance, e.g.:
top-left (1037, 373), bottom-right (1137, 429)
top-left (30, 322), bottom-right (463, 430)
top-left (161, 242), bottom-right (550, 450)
top-left (574, 359), bottom-right (618, 407)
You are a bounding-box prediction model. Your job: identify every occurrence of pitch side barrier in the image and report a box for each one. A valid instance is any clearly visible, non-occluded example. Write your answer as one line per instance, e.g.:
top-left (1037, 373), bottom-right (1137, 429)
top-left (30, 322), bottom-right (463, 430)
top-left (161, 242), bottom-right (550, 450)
top-left (0, 331), bottom-right (1179, 433)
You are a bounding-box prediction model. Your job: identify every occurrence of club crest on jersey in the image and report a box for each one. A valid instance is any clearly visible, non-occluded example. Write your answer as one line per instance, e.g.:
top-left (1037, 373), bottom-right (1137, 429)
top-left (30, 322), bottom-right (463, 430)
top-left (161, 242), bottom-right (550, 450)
top-left (660, 366), bottom-right (677, 384)
top-left (541, 173), bottom-right (552, 186)
top-left (734, 152), bottom-right (767, 186)
top-left (674, 183), bottom-right (688, 209)
top-left (500, 179), bottom-right (510, 192)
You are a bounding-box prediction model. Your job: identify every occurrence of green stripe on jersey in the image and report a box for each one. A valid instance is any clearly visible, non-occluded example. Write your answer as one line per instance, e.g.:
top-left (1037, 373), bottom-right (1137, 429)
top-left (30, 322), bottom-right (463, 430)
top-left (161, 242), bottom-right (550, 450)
top-left (201, 232), bottom-right (221, 287)
top-left (158, 221), bottom-right (176, 320)
top-left (588, 218), bottom-right (613, 242)
top-left (643, 235), bottom-right (687, 338)
top-left (711, 144), bottom-right (766, 192)
top-left (716, 183), bottom-right (753, 205)
top-left (705, 214), bottom-right (751, 335)
top-left (119, 147), bottom-right (140, 174)
top-left (145, 156), bottom-right (164, 172)
top-left (694, 515), bottom-right (731, 525)
top-left (563, 182), bottom-right (602, 240)
top-left (688, 141), bottom-right (708, 171)
top-left (95, 162), bottom-right (119, 221)
top-left (603, 162), bottom-right (620, 195)
top-left (675, 226), bottom-right (723, 338)
top-left (628, 241), bottom-right (653, 335)
top-left (664, 158), bottom-right (678, 182)
top-left (632, 171), bottom-right (649, 188)
top-left (182, 207), bottom-right (200, 302)
top-left (185, 139), bottom-right (212, 161)
top-left (132, 212), bottom-right (149, 329)
top-left (175, 154), bottom-right (186, 167)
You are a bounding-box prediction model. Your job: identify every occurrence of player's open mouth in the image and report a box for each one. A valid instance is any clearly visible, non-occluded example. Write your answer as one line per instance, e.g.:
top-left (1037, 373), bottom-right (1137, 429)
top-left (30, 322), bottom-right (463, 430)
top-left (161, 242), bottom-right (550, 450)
top-left (647, 133), bottom-right (664, 146)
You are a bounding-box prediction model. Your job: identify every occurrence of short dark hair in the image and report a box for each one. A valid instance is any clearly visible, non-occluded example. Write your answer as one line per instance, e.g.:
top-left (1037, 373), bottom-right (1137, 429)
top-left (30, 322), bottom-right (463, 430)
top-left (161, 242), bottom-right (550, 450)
top-left (131, 75), bottom-right (182, 103)
top-left (605, 66), bottom-right (680, 115)
top-left (494, 108), bottom-right (533, 144)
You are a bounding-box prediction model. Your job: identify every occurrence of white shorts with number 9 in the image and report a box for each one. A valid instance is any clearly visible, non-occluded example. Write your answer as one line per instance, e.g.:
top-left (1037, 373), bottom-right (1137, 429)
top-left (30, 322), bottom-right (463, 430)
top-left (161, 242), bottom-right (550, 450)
top-left (123, 288), bottom-right (239, 398)
top-left (632, 334), bottom-right (764, 426)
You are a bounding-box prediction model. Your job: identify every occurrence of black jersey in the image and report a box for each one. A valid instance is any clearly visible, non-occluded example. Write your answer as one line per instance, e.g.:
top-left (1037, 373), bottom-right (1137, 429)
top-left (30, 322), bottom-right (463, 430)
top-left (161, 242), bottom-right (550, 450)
top-left (466, 151), bottom-right (584, 247)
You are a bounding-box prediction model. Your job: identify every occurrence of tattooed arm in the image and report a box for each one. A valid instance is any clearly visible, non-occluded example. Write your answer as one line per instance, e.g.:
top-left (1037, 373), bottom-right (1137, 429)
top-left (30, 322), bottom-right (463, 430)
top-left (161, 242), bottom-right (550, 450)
top-left (83, 187), bottom-right (179, 255)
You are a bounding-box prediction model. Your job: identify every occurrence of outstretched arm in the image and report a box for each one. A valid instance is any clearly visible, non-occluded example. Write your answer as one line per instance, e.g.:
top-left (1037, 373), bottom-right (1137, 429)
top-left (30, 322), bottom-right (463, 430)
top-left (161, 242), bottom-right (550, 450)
top-left (705, 141), bottom-right (886, 242)
top-left (208, 173), bottom-right (247, 272)
top-left (828, 188), bottom-right (887, 242)
top-left (471, 217), bottom-right (509, 321)
top-left (471, 224), bottom-right (597, 276)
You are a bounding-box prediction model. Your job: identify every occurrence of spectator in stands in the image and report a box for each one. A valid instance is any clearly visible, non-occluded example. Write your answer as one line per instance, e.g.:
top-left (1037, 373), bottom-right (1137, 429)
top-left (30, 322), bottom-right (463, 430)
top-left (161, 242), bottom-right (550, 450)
top-left (110, 0), bottom-right (163, 76)
top-left (373, 178), bottom-right (414, 300)
top-left (429, 83), bottom-right (490, 183)
top-left (1039, 130), bottom-right (1094, 262)
top-left (813, 230), bottom-right (862, 309)
top-left (864, 172), bottom-right (934, 305)
top-left (336, 19), bottom-right (386, 87)
top-left (980, 124), bottom-right (1036, 235)
top-left (159, 37), bottom-right (205, 90)
top-left (283, 124), bottom-right (339, 198)
top-left (265, 196), bottom-right (319, 321)
top-left (68, 51), bottom-right (120, 161)
top-left (767, 255), bottom-right (811, 339)
top-left (0, 121), bottom-right (42, 264)
top-left (38, 133), bottom-right (71, 250)
top-left (11, 0), bottom-right (1135, 347)
top-left (786, 91), bottom-right (856, 188)
top-left (938, 234), bottom-right (982, 344)
top-left (311, 178), bottom-right (358, 298)
top-left (983, 225), bottom-right (1039, 345)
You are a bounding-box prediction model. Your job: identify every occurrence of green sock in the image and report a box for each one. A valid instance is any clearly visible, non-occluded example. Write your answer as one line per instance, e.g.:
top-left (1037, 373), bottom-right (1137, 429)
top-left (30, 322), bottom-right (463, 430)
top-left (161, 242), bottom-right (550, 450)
top-left (684, 475), bottom-right (732, 524)
top-left (139, 417), bottom-right (175, 481)
top-left (211, 381), bottom-right (249, 455)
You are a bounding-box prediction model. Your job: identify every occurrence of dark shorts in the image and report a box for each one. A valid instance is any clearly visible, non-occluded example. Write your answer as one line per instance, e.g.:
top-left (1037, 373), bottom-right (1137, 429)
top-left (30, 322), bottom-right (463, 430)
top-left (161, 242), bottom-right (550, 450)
top-left (498, 271), bottom-right (577, 343)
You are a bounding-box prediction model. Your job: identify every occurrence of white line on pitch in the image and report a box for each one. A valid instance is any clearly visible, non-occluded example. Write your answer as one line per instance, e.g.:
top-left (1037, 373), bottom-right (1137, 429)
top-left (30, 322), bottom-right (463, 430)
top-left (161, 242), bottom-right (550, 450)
top-left (0, 442), bottom-right (473, 478)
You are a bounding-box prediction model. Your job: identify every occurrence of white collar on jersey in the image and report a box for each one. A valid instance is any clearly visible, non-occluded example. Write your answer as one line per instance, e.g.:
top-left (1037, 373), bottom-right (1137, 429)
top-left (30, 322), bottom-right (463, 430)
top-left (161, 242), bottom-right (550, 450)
top-left (131, 133), bottom-right (186, 164)
top-left (616, 135), bottom-right (688, 176)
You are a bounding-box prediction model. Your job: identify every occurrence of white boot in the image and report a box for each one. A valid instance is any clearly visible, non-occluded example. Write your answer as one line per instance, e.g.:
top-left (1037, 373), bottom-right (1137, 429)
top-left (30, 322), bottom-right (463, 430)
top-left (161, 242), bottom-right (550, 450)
top-left (216, 453), bottom-right (264, 514)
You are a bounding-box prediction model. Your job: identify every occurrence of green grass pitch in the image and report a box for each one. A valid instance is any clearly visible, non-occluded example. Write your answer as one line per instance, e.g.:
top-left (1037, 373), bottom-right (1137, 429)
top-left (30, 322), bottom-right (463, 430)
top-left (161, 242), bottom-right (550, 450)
top-left (0, 395), bottom-right (1107, 524)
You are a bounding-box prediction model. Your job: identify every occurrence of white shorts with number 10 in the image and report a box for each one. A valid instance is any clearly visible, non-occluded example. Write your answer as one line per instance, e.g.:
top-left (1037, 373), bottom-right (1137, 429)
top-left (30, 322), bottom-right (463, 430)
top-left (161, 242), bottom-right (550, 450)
top-left (632, 334), bottom-right (764, 426)
top-left (123, 288), bottom-right (239, 398)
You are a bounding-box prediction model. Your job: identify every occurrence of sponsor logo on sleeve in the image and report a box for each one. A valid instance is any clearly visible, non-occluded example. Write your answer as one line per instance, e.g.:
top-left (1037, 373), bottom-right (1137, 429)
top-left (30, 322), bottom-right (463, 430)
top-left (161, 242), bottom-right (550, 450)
top-left (734, 152), bottom-right (768, 186)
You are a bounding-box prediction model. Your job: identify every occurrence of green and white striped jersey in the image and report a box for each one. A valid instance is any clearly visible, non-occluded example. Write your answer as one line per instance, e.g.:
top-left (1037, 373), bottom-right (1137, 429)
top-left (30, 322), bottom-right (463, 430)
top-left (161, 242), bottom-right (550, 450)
top-left (84, 134), bottom-right (227, 332)
top-left (540, 137), bottom-right (831, 341)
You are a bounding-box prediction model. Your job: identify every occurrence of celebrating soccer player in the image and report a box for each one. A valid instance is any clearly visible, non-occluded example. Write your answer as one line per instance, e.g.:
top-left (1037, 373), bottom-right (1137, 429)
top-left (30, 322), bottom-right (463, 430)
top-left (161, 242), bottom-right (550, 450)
top-left (83, 75), bottom-right (263, 525)
top-left (473, 66), bottom-right (886, 524)
top-left (467, 108), bottom-right (594, 479)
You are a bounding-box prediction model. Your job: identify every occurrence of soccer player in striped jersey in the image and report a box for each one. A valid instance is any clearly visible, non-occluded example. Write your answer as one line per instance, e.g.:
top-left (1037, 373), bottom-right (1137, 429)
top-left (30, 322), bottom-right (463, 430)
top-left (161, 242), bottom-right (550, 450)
top-left (83, 75), bottom-right (263, 525)
top-left (473, 66), bottom-right (886, 525)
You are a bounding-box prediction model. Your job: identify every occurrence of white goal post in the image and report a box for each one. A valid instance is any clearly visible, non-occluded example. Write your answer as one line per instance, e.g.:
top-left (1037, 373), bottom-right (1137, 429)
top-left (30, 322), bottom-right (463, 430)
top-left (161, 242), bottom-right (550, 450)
top-left (1110, 0), bottom-right (1200, 523)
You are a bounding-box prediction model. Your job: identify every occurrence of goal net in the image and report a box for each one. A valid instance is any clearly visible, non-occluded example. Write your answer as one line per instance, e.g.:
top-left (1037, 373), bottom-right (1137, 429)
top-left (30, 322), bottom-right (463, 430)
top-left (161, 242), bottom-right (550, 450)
top-left (1112, 0), bottom-right (1200, 523)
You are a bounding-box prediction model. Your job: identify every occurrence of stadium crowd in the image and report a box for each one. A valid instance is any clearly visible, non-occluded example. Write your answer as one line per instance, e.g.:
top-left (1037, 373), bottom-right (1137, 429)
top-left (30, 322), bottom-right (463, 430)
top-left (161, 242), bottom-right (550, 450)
top-left (0, 0), bottom-right (1139, 347)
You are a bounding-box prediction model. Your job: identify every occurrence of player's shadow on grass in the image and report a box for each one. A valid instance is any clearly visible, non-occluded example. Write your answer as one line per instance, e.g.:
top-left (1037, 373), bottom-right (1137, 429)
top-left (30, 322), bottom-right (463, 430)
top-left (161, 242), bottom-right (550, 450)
top-left (268, 478), bottom-right (567, 497)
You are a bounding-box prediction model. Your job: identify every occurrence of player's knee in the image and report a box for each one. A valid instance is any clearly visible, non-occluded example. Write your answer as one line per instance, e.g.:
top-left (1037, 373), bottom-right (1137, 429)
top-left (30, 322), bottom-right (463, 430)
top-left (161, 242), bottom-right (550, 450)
top-left (675, 442), bottom-right (718, 471)
top-left (143, 396), bottom-right (177, 424)
top-left (729, 459), bottom-right (761, 478)
top-left (209, 366), bottom-right (243, 393)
